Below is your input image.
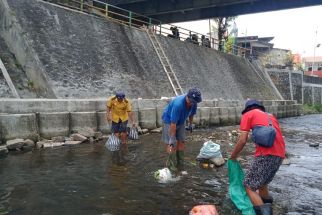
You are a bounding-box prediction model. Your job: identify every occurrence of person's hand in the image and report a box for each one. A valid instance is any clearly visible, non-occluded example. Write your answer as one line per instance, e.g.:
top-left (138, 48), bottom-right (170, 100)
top-left (168, 136), bottom-right (176, 148)
top-left (107, 112), bottom-right (112, 122)
top-left (230, 155), bottom-right (237, 161)
top-left (132, 122), bottom-right (136, 128)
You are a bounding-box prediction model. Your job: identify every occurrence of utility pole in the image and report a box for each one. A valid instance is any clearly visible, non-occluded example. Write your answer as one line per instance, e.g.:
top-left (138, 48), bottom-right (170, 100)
top-left (311, 29), bottom-right (318, 76)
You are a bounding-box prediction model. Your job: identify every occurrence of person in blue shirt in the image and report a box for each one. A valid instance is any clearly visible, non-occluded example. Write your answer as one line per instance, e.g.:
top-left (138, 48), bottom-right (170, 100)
top-left (161, 88), bottom-right (202, 172)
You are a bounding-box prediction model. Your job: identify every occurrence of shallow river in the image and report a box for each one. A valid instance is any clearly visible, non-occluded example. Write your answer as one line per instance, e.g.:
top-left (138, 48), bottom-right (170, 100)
top-left (1, 114), bottom-right (322, 215)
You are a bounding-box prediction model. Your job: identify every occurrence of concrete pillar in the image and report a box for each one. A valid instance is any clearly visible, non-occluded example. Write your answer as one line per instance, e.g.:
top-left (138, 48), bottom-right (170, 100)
top-left (70, 112), bottom-right (97, 132)
top-left (199, 100), bottom-right (214, 107)
top-left (138, 108), bottom-right (156, 130)
top-left (294, 104), bottom-right (302, 116)
top-left (0, 113), bottom-right (38, 141)
top-left (209, 107), bottom-right (220, 126)
top-left (97, 111), bottom-right (111, 134)
top-left (132, 110), bottom-right (139, 127)
top-left (217, 100), bottom-right (232, 107)
top-left (262, 100), bottom-right (273, 107)
top-left (39, 112), bottom-right (69, 138)
top-left (219, 107), bottom-right (229, 126)
top-left (235, 107), bottom-right (243, 124)
top-left (199, 107), bottom-right (210, 128)
top-left (227, 107), bottom-right (238, 125)
top-left (156, 99), bottom-right (168, 128)
top-left (193, 108), bottom-right (201, 126)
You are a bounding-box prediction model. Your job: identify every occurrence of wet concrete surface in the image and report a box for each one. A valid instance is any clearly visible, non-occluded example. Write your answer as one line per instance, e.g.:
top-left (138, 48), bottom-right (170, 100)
top-left (0, 114), bottom-right (321, 215)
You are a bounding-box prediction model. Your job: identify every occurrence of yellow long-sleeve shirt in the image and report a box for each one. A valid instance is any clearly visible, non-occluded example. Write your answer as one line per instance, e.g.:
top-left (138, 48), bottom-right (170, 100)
top-left (106, 96), bottom-right (132, 123)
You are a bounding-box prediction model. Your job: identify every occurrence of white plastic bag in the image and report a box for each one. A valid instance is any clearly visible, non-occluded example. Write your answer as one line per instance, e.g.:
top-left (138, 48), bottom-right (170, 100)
top-left (196, 140), bottom-right (222, 159)
top-left (154, 168), bottom-right (173, 183)
top-left (128, 127), bottom-right (139, 140)
top-left (105, 134), bottom-right (120, 151)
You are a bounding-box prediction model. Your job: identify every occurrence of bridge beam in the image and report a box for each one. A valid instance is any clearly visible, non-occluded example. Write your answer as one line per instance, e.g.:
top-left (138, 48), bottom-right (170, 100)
top-left (107, 0), bottom-right (322, 23)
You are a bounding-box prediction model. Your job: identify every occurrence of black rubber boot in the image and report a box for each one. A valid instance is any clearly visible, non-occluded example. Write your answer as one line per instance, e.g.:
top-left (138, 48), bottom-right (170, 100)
top-left (253, 203), bottom-right (273, 215)
top-left (176, 151), bottom-right (185, 171)
top-left (261, 196), bottom-right (273, 204)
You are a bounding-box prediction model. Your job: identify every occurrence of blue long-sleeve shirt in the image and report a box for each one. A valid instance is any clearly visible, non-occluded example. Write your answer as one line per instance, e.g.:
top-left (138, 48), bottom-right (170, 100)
top-left (162, 95), bottom-right (197, 126)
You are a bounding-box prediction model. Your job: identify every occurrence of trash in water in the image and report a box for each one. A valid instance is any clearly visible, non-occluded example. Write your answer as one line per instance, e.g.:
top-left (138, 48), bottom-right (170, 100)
top-left (154, 168), bottom-right (182, 183)
top-left (154, 168), bottom-right (173, 183)
top-left (189, 204), bottom-right (219, 215)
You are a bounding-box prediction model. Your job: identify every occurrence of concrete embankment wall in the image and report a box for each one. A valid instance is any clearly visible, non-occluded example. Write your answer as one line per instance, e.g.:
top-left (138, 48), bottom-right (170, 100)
top-left (0, 99), bottom-right (301, 141)
top-left (267, 69), bottom-right (322, 105)
top-left (0, 0), bottom-right (281, 100)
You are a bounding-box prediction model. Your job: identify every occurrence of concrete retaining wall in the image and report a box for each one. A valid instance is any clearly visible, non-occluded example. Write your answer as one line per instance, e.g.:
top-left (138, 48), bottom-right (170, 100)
top-left (267, 69), bottom-right (322, 105)
top-left (0, 99), bottom-right (301, 141)
top-left (0, 0), bottom-right (282, 100)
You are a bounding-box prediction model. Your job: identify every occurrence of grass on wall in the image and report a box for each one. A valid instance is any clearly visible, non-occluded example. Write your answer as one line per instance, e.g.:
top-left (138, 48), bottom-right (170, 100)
top-left (302, 104), bottom-right (322, 114)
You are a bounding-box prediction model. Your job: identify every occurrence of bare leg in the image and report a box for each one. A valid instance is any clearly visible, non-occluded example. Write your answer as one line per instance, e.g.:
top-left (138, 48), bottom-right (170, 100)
top-left (120, 132), bottom-right (127, 145)
top-left (259, 185), bottom-right (273, 204)
top-left (259, 185), bottom-right (269, 198)
top-left (246, 187), bottom-right (264, 206)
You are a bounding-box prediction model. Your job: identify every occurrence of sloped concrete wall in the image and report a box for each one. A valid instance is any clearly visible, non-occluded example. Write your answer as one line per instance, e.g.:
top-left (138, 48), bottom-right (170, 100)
top-left (0, 0), bottom-right (173, 99)
top-left (0, 0), bottom-right (282, 100)
top-left (0, 72), bottom-right (12, 98)
top-left (0, 0), bottom-right (56, 98)
top-left (158, 37), bottom-right (280, 100)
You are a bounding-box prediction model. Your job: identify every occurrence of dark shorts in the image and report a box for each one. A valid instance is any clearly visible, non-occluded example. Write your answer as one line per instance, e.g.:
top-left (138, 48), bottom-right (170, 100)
top-left (244, 155), bottom-right (283, 191)
top-left (161, 123), bottom-right (186, 146)
top-left (111, 120), bottom-right (128, 133)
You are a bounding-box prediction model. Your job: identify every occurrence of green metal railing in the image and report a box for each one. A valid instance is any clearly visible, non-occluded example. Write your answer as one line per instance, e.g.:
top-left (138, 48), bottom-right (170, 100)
top-left (47, 0), bottom-right (276, 61)
top-left (49, 0), bottom-right (219, 49)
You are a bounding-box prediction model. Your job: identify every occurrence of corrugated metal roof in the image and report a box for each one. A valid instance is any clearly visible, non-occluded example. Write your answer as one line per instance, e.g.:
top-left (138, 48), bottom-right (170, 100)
top-left (303, 57), bottom-right (322, 62)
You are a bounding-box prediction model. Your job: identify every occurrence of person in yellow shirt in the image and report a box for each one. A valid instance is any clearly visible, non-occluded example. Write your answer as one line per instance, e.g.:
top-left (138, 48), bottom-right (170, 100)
top-left (106, 92), bottom-right (136, 146)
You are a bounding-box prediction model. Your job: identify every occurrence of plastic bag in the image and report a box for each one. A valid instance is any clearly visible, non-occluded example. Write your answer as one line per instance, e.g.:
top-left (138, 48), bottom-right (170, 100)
top-left (196, 140), bottom-right (222, 160)
top-left (190, 205), bottom-right (219, 215)
top-left (228, 159), bottom-right (255, 215)
top-left (105, 134), bottom-right (120, 151)
top-left (128, 127), bottom-right (139, 140)
top-left (154, 168), bottom-right (172, 183)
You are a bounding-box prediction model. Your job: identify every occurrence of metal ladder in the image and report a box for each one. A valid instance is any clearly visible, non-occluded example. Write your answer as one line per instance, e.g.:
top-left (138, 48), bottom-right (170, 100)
top-left (0, 57), bottom-right (20, 98)
top-left (146, 28), bottom-right (183, 96)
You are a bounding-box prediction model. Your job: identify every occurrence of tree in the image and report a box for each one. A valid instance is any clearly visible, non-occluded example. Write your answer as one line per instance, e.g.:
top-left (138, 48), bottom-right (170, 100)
top-left (213, 17), bottom-right (236, 51)
top-left (224, 36), bottom-right (236, 54)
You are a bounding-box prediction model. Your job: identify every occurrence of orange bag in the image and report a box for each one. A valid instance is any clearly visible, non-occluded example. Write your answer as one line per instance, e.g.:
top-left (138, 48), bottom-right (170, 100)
top-left (190, 205), bottom-right (219, 215)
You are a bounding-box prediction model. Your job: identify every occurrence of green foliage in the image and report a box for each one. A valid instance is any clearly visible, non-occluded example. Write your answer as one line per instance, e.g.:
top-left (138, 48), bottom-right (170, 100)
top-left (224, 36), bottom-right (235, 54)
top-left (284, 51), bottom-right (294, 68)
top-left (27, 80), bottom-right (35, 91)
top-left (213, 17), bottom-right (236, 51)
top-left (302, 104), bottom-right (322, 114)
top-left (14, 58), bottom-right (23, 70)
top-left (294, 63), bottom-right (304, 71)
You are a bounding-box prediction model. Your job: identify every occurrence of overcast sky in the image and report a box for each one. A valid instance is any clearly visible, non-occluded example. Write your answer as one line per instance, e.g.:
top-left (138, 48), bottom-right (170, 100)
top-left (174, 5), bottom-right (322, 57)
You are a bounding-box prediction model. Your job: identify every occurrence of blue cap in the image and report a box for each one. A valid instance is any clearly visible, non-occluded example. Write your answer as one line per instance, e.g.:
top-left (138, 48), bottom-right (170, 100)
top-left (242, 99), bottom-right (265, 114)
top-left (187, 88), bottom-right (202, 104)
top-left (115, 92), bottom-right (125, 99)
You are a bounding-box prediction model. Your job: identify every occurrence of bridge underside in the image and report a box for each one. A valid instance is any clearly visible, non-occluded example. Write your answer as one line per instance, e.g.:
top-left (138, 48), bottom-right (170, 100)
top-left (106, 0), bottom-right (322, 23)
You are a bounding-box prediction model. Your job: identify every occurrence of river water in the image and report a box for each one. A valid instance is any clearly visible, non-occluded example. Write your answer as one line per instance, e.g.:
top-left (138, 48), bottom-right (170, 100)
top-left (0, 114), bottom-right (321, 215)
